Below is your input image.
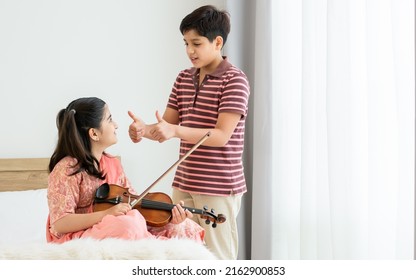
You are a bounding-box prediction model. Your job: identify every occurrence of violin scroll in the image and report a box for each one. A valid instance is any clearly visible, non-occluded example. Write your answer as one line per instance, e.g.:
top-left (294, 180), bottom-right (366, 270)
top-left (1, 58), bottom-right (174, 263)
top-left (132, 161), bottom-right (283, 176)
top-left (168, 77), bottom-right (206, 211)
top-left (201, 206), bottom-right (226, 228)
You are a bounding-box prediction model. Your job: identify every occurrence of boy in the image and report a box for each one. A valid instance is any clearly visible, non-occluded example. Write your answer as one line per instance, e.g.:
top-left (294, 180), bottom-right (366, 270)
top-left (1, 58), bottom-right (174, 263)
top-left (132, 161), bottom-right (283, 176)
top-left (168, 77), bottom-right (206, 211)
top-left (128, 5), bottom-right (250, 260)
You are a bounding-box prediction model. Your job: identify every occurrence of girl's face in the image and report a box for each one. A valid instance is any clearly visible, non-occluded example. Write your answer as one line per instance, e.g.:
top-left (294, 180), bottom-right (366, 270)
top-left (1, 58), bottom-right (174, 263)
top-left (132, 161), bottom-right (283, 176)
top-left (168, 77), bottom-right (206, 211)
top-left (183, 29), bottom-right (223, 73)
top-left (94, 105), bottom-right (118, 150)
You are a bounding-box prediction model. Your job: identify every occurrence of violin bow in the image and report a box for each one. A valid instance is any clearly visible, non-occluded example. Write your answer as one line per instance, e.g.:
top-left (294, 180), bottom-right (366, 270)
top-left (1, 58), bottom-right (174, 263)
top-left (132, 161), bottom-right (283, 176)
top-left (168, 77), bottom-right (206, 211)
top-left (130, 131), bottom-right (211, 207)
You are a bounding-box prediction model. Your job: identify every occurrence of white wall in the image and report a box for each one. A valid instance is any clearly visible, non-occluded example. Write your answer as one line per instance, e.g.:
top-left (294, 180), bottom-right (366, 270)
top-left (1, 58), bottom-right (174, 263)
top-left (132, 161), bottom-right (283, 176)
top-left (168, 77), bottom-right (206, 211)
top-left (0, 0), bottom-right (225, 194)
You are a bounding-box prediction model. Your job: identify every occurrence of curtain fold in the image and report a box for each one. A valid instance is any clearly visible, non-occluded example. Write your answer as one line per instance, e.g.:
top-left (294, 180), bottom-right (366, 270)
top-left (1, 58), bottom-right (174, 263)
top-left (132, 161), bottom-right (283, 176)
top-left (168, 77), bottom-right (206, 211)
top-left (248, 0), bottom-right (414, 260)
top-left (248, 0), bottom-right (274, 260)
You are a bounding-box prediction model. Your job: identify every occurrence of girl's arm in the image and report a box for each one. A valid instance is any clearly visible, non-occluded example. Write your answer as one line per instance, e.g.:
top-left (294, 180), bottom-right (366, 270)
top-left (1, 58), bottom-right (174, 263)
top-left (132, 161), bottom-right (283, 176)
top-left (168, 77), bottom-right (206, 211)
top-left (51, 203), bottom-right (132, 234)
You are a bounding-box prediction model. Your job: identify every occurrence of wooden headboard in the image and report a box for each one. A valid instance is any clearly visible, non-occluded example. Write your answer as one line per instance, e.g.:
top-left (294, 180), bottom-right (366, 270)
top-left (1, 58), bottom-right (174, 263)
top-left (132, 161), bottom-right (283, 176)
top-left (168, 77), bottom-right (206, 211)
top-left (0, 158), bottom-right (49, 192)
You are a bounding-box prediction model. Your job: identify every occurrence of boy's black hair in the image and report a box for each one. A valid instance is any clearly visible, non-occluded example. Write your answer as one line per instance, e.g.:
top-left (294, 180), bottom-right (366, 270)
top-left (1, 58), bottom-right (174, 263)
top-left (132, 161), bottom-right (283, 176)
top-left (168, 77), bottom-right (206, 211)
top-left (180, 5), bottom-right (231, 45)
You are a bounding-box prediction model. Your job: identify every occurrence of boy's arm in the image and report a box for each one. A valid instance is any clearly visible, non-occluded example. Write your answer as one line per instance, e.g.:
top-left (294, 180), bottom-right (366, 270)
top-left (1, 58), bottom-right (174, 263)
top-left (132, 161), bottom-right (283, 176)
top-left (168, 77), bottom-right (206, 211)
top-left (129, 108), bottom-right (242, 147)
top-left (176, 112), bottom-right (241, 147)
top-left (162, 107), bottom-right (180, 124)
top-left (128, 111), bottom-right (152, 143)
top-left (128, 109), bottom-right (179, 143)
top-left (152, 110), bottom-right (241, 147)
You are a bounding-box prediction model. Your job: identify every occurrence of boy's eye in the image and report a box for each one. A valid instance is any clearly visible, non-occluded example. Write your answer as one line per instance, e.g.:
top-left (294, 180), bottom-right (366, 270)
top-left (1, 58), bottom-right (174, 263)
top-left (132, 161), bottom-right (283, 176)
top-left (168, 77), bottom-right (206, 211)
top-left (184, 42), bottom-right (201, 47)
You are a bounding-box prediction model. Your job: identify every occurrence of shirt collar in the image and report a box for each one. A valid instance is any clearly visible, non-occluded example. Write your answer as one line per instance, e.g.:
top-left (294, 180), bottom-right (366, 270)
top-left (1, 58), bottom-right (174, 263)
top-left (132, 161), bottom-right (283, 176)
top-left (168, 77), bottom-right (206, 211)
top-left (190, 56), bottom-right (231, 78)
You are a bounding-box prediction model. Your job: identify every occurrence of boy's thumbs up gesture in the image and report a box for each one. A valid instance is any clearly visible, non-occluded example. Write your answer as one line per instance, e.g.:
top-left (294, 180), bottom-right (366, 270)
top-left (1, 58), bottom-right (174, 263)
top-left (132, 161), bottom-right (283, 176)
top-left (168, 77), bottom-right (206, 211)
top-left (150, 110), bottom-right (175, 143)
top-left (128, 111), bottom-right (146, 143)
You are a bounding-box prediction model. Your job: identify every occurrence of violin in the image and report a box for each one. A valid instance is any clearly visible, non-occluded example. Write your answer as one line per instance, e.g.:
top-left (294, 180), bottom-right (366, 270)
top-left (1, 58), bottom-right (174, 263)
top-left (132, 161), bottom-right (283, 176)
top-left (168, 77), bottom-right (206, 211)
top-left (93, 183), bottom-right (226, 228)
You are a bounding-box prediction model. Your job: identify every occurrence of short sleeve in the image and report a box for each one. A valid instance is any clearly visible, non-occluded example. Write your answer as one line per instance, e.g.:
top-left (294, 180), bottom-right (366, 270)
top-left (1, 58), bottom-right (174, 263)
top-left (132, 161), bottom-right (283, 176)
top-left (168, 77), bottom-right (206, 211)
top-left (219, 70), bottom-right (250, 117)
top-left (47, 158), bottom-right (82, 225)
top-left (167, 71), bottom-right (188, 112)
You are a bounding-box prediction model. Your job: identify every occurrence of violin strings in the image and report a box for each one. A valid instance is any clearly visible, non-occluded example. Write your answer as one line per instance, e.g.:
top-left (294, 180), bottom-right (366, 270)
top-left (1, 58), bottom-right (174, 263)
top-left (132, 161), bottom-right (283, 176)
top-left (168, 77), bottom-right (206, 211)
top-left (140, 199), bottom-right (203, 214)
top-left (139, 198), bottom-right (221, 224)
top-left (141, 199), bottom-right (173, 211)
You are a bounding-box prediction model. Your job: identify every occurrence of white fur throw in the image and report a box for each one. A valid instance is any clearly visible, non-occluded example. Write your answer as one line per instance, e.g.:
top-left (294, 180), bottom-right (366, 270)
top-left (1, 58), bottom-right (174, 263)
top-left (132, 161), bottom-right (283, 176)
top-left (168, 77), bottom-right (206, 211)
top-left (0, 238), bottom-right (217, 260)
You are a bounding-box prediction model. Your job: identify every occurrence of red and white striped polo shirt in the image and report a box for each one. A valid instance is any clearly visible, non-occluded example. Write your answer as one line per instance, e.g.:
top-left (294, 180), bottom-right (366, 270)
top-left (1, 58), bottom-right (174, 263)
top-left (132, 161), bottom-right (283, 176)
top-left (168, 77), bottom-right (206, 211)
top-left (167, 58), bottom-right (250, 196)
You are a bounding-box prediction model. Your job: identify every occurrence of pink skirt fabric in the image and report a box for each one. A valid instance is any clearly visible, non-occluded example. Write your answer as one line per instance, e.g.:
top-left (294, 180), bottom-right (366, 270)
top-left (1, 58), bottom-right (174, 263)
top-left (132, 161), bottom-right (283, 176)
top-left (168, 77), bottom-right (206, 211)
top-left (47, 210), bottom-right (205, 244)
top-left (81, 210), bottom-right (154, 240)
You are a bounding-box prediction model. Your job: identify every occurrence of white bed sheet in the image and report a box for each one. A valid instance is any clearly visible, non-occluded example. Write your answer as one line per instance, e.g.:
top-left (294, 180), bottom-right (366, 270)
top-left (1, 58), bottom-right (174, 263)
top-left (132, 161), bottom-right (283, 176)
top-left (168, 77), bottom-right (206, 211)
top-left (0, 188), bottom-right (48, 244)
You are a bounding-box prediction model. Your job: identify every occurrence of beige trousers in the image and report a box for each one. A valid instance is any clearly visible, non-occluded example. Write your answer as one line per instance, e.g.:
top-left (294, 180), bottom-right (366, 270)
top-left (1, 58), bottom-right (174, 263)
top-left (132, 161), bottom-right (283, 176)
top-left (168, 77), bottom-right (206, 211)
top-left (172, 188), bottom-right (242, 260)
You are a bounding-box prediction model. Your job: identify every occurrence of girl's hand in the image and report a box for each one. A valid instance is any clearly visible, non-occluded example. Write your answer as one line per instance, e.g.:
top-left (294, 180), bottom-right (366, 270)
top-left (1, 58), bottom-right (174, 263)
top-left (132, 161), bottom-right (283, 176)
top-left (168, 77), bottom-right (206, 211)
top-left (170, 201), bottom-right (193, 224)
top-left (106, 203), bottom-right (132, 216)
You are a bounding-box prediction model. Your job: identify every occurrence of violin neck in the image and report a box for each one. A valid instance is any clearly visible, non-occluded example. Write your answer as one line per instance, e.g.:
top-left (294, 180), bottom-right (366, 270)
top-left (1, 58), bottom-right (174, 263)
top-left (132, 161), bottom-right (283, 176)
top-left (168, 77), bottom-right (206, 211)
top-left (140, 199), bottom-right (204, 215)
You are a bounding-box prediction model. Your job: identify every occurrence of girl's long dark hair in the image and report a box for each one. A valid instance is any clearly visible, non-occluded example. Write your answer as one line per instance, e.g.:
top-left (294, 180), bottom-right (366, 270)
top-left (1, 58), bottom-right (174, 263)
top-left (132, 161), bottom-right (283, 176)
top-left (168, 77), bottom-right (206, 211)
top-left (49, 97), bottom-right (106, 179)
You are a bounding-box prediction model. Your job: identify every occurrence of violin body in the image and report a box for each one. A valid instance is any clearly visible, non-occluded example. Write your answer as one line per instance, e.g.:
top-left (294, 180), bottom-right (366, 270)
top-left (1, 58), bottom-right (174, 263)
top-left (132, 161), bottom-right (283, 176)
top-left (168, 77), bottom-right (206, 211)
top-left (93, 183), bottom-right (226, 228)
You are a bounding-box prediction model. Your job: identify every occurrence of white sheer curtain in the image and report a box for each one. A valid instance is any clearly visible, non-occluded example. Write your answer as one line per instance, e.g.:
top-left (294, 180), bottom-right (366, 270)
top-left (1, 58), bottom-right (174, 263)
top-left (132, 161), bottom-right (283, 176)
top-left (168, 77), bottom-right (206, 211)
top-left (246, 0), bottom-right (414, 259)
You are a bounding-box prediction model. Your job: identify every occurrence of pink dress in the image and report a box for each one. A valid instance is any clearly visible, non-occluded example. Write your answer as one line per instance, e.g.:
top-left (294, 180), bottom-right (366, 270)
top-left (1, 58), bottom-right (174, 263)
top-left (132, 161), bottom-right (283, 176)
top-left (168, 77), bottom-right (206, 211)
top-left (46, 154), bottom-right (205, 243)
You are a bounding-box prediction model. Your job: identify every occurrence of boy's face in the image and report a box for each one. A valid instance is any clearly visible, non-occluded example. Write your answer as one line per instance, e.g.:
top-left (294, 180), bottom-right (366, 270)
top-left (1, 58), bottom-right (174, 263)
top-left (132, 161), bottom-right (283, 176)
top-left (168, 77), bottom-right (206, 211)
top-left (183, 29), bottom-right (223, 71)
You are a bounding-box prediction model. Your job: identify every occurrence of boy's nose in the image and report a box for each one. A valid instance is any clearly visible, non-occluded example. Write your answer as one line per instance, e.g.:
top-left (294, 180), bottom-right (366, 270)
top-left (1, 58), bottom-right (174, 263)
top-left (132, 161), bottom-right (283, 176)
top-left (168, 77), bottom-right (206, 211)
top-left (187, 46), bottom-right (194, 54)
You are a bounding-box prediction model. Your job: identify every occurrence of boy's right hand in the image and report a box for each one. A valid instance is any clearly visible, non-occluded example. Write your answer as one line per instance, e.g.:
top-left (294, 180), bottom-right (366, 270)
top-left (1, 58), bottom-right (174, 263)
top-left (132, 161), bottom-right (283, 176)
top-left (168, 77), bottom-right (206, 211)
top-left (128, 111), bottom-right (145, 143)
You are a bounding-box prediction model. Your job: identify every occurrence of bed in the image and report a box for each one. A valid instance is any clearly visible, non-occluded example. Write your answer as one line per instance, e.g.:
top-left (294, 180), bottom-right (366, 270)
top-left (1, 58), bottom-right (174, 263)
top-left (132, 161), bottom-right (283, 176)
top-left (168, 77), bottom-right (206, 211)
top-left (0, 158), bottom-right (217, 260)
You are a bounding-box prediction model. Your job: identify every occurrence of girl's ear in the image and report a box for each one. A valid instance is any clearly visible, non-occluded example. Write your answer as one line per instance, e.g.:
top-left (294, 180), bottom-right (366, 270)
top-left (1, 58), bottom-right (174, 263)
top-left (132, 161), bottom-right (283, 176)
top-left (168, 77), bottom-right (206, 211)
top-left (88, 128), bottom-right (99, 142)
top-left (215, 36), bottom-right (223, 50)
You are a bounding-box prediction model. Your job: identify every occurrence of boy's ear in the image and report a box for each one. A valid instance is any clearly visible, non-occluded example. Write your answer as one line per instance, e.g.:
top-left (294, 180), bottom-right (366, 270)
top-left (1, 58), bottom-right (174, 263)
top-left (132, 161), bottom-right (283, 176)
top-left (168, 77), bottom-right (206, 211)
top-left (215, 36), bottom-right (224, 50)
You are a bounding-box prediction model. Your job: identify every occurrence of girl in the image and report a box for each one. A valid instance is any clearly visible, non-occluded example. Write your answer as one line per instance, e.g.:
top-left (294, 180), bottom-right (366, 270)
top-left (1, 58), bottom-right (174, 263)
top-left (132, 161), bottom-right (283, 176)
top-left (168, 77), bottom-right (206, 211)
top-left (47, 97), bottom-right (204, 244)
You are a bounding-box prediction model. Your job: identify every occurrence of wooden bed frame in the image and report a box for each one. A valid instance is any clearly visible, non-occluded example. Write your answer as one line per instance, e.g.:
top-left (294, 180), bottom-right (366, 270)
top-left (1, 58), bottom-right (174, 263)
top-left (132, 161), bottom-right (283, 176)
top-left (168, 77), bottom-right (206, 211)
top-left (0, 158), bottom-right (49, 192)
